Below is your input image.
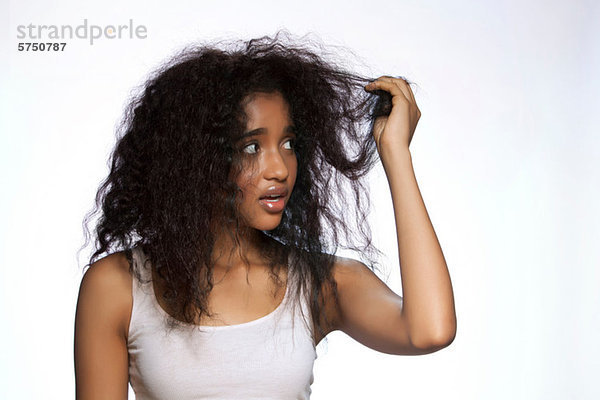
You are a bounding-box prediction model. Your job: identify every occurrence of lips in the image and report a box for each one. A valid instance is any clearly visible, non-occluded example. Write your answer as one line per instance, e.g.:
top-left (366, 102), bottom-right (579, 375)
top-left (258, 186), bottom-right (289, 213)
top-left (259, 186), bottom-right (289, 200)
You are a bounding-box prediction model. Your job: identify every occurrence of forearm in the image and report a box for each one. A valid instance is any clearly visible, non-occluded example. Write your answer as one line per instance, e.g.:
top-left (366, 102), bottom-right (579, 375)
top-left (380, 145), bottom-right (456, 348)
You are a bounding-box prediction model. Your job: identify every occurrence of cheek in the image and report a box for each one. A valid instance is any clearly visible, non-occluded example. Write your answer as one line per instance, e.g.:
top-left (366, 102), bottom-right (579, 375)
top-left (235, 173), bottom-right (259, 200)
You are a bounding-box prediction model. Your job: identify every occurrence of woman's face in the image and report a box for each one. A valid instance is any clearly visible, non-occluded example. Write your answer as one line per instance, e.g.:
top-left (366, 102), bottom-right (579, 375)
top-left (233, 91), bottom-right (297, 232)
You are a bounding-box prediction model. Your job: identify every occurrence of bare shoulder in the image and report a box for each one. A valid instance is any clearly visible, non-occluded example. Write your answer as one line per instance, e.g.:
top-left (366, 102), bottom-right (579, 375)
top-left (331, 254), bottom-right (399, 302)
top-left (328, 255), bottom-right (417, 355)
top-left (331, 255), bottom-right (374, 282)
top-left (81, 251), bottom-right (133, 290)
top-left (75, 252), bottom-right (133, 398)
top-left (76, 251), bottom-right (134, 337)
top-left (315, 255), bottom-right (391, 343)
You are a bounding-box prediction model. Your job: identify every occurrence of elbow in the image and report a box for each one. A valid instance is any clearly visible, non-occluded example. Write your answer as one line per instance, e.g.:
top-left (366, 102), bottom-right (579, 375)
top-left (433, 325), bottom-right (457, 349)
top-left (410, 324), bottom-right (456, 353)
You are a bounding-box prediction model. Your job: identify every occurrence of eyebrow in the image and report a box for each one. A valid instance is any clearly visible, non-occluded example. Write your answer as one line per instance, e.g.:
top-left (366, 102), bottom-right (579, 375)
top-left (237, 125), bottom-right (296, 141)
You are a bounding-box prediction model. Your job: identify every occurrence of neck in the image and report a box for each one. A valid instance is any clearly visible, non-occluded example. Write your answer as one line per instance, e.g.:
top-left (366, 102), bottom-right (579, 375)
top-left (210, 225), bottom-right (267, 268)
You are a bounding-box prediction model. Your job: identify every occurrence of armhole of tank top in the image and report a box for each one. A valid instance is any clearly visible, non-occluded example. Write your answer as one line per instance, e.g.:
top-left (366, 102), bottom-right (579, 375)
top-left (126, 247), bottom-right (144, 342)
top-left (293, 269), bottom-right (317, 348)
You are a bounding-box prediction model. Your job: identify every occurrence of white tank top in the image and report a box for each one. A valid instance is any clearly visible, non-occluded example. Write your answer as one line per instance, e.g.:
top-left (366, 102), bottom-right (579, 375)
top-left (127, 247), bottom-right (317, 400)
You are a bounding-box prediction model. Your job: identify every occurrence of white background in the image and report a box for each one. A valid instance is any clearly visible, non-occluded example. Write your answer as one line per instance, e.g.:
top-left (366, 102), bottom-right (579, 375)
top-left (1, 0), bottom-right (599, 399)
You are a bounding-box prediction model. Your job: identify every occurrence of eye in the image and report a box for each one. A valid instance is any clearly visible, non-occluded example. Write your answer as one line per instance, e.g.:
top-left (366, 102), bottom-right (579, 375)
top-left (242, 142), bottom-right (259, 154)
top-left (283, 138), bottom-right (295, 150)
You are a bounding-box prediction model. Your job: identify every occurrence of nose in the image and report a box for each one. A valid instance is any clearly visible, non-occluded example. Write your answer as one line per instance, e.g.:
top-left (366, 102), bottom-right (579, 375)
top-left (263, 149), bottom-right (289, 181)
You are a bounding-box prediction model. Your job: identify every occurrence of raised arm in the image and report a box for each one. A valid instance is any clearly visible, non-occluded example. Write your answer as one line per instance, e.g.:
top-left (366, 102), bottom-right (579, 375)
top-left (324, 77), bottom-right (456, 355)
top-left (74, 252), bottom-right (132, 399)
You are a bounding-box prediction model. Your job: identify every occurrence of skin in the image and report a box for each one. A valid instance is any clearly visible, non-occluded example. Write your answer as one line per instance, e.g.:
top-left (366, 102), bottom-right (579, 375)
top-left (74, 80), bottom-right (456, 399)
top-left (209, 91), bottom-right (298, 268)
top-left (157, 91), bottom-right (296, 326)
top-left (233, 91), bottom-right (298, 232)
top-left (315, 77), bottom-right (457, 350)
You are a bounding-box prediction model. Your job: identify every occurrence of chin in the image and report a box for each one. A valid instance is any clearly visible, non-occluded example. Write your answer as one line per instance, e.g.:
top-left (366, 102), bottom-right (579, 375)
top-left (254, 215), bottom-right (284, 231)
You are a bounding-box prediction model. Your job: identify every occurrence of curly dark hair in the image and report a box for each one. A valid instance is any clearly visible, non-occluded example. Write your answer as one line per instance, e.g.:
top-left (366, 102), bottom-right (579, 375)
top-left (82, 31), bottom-right (394, 339)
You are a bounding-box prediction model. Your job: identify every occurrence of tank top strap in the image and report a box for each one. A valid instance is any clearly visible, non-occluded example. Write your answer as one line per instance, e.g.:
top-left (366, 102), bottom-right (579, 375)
top-left (130, 246), bottom-right (152, 281)
top-left (127, 246), bottom-right (162, 340)
top-left (285, 260), bottom-right (316, 346)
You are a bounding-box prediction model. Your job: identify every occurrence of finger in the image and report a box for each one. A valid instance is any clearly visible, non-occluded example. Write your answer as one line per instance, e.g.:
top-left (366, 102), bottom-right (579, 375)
top-left (376, 75), bottom-right (397, 82)
top-left (377, 75), bottom-right (417, 105)
top-left (365, 79), bottom-right (406, 99)
top-left (377, 78), bottom-right (421, 121)
top-left (390, 78), bottom-right (417, 105)
top-left (369, 76), bottom-right (415, 105)
top-left (398, 79), bottom-right (417, 104)
top-left (373, 76), bottom-right (405, 90)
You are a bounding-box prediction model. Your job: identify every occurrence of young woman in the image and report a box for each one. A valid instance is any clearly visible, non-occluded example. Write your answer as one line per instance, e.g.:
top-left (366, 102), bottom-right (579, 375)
top-left (74, 33), bottom-right (456, 399)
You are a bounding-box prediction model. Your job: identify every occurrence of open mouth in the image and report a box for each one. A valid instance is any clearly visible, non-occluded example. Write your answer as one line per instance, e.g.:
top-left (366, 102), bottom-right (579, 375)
top-left (258, 194), bottom-right (286, 212)
top-left (260, 195), bottom-right (284, 202)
